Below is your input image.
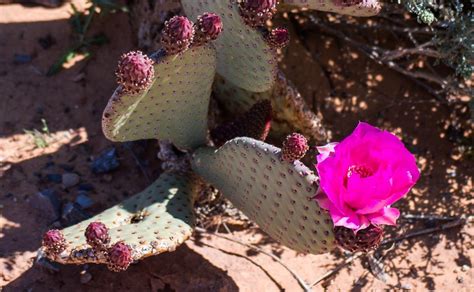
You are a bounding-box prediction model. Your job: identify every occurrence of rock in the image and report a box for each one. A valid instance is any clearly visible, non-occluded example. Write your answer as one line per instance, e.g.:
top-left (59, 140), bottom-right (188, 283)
top-left (91, 148), bottom-right (120, 174)
top-left (400, 283), bottom-right (412, 290)
top-left (461, 264), bottom-right (470, 272)
top-left (75, 192), bottom-right (94, 209)
top-left (30, 189), bottom-right (61, 222)
top-left (80, 271), bottom-right (92, 284)
top-left (62, 173), bottom-right (80, 188)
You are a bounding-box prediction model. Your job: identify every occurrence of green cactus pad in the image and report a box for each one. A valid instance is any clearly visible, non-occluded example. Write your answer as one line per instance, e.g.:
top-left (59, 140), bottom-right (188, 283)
top-left (102, 46), bottom-right (216, 149)
top-left (192, 137), bottom-right (335, 254)
top-left (214, 72), bottom-right (327, 142)
top-left (182, 0), bottom-right (277, 92)
top-left (43, 173), bottom-right (197, 266)
top-left (281, 0), bottom-right (381, 17)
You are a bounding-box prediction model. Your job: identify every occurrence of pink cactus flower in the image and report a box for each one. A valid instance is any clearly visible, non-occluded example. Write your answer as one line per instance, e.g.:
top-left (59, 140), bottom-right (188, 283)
top-left (315, 122), bottom-right (420, 231)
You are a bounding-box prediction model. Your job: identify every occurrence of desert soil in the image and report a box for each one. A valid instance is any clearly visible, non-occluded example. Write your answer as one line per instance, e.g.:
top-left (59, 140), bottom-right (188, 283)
top-left (1, 1), bottom-right (473, 291)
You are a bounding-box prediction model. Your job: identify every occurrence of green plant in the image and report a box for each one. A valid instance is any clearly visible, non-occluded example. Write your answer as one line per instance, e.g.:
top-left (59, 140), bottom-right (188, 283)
top-left (47, 0), bottom-right (128, 76)
top-left (24, 118), bottom-right (50, 148)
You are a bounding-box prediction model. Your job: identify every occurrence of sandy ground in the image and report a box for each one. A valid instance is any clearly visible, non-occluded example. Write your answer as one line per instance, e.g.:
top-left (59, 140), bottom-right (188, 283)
top-left (1, 1), bottom-right (473, 291)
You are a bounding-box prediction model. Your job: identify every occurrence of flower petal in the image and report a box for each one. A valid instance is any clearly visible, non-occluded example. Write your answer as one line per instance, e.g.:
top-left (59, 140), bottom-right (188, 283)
top-left (367, 207), bottom-right (400, 225)
top-left (316, 142), bottom-right (338, 163)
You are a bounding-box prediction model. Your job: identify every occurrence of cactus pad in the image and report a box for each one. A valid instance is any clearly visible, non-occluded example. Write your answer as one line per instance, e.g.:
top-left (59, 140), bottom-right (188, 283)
top-left (42, 173), bottom-right (197, 267)
top-left (192, 137), bottom-right (335, 254)
top-left (214, 72), bottom-right (327, 142)
top-left (102, 46), bottom-right (216, 149)
top-left (182, 0), bottom-right (277, 92)
top-left (281, 0), bottom-right (381, 17)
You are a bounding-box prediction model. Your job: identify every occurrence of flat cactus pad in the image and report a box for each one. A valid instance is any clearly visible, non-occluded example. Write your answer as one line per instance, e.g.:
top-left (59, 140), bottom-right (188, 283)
top-left (281, 0), bottom-right (381, 17)
top-left (182, 0), bottom-right (277, 92)
top-left (192, 137), bottom-right (335, 254)
top-left (102, 46), bottom-right (216, 149)
top-left (43, 173), bottom-right (197, 266)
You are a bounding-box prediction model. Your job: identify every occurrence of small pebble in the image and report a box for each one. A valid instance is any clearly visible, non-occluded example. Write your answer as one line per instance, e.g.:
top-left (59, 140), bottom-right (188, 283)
top-left (62, 173), bottom-right (80, 188)
top-left (80, 271), bottom-right (92, 284)
top-left (461, 264), bottom-right (470, 272)
top-left (75, 192), bottom-right (94, 209)
top-left (456, 275), bottom-right (463, 283)
top-left (400, 283), bottom-right (412, 290)
top-left (91, 148), bottom-right (119, 174)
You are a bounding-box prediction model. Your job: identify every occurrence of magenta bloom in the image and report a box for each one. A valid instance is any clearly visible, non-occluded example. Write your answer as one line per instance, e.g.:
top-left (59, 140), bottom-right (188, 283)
top-left (315, 122), bottom-right (420, 231)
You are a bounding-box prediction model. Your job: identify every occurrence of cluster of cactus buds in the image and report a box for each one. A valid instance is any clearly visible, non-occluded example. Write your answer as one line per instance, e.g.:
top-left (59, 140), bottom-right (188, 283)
top-left (85, 222), bottom-right (111, 251)
top-left (194, 13), bottom-right (224, 46)
top-left (43, 222), bottom-right (134, 272)
top-left (42, 229), bottom-right (67, 256)
top-left (115, 51), bottom-right (154, 94)
top-left (281, 133), bottom-right (309, 162)
top-left (107, 242), bottom-right (133, 272)
top-left (161, 16), bottom-right (195, 54)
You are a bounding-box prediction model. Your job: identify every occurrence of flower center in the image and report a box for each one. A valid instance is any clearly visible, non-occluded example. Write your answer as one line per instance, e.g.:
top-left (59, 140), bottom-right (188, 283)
top-left (347, 165), bottom-right (373, 179)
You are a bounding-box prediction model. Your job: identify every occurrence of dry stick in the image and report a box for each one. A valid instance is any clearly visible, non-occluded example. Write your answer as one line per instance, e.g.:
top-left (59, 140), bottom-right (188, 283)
top-left (194, 227), bottom-right (312, 292)
top-left (309, 218), bottom-right (467, 287)
top-left (305, 15), bottom-right (450, 102)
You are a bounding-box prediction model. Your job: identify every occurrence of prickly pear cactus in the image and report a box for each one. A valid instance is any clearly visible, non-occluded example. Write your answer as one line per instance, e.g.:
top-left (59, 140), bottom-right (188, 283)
top-left (192, 137), bottom-right (335, 254)
top-left (280, 0), bottom-right (381, 17)
top-left (182, 0), bottom-right (278, 92)
top-left (214, 72), bottom-right (327, 142)
top-left (42, 173), bottom-right (197, 267)
top-left (102, 46), bottom-right (216, 150)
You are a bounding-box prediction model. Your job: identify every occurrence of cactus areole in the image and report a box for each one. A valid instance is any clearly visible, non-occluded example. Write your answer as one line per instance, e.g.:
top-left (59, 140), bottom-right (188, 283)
top-left (116, 51), bottom-right (154, 94)
top-left (161, 16), bottom-right (195, 54)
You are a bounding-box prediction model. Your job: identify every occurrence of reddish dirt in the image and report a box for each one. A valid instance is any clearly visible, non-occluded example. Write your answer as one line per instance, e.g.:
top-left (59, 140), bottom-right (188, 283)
top-left (1, 1), bottom-right (473, 291)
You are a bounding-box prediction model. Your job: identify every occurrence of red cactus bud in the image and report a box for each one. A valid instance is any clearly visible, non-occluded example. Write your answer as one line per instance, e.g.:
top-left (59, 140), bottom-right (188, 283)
top-left (266, 27), bottom-right (289, 49)
top-left (281, 133), bottom-right (309, 162)
top-left (116, 51), bottom-right (154, 94)
top-left (193, 13), bottom-right (223, 46)
top-left (211, 100), bottom-right (272, 147)
top-left (85, 222), bottom-right (110, 250)
top-left (42, 229), bottom-right (67, 255)
top-left (334, 225), bottom-right (384, 252)
top-left (239, 0), bottom-right (277, 28)
top-left (161, 16), bottom-right (195, 55)
top-left (107, 242), bottom-right (133, 272)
